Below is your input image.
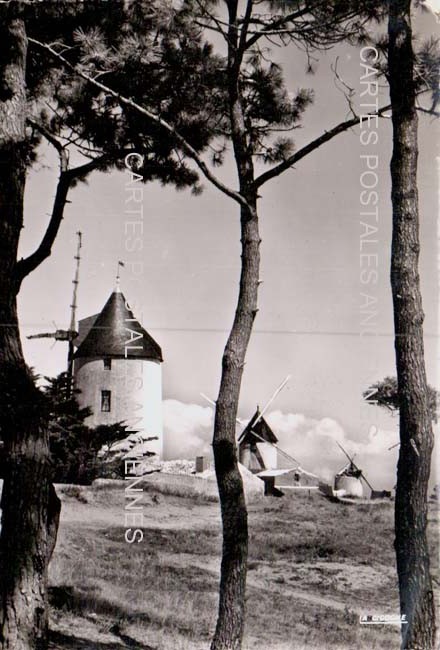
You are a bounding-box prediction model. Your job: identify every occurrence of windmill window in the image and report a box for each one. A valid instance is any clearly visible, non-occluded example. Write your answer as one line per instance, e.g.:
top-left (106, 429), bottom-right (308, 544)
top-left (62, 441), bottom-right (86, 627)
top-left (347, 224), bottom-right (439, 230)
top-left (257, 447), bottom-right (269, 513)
top-left (101, 390), bottom-right (111, 412)
top-left (103, 358), bottom-right (112, 370)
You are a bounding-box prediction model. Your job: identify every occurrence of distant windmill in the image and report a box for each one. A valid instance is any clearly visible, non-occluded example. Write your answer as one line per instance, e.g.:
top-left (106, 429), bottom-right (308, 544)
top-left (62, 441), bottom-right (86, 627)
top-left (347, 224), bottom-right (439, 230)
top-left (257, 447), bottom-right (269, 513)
top-left (27, 231), bottom-right (82, 394)
top-left (201, 378), bottom-right (323, 496)
top-left (201, 375), bottom-right (302, 472)
top-left (333, 440), bottom-right (374, 497)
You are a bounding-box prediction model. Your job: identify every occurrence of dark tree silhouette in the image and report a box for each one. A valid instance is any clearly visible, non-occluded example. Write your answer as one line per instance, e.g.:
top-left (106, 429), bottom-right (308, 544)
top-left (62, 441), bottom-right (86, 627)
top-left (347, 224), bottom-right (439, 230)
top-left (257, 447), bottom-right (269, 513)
top-left (387, 0), bottom-right (437, 646)
top-left (6, 2), bottom-right (437, 648)
top-left (0, 3), bottom-right (220, 648)
top-left (43, 372), bottom-right (132, 484)
top-left (364, 376), bottom-right (438, 422)
top-left (30, 3), bottom-right (394, 648)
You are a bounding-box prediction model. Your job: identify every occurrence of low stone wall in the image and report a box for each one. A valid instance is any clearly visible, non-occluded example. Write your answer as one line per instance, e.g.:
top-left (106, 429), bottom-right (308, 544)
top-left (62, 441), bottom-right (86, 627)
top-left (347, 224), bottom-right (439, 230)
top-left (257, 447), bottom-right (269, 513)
top-left (141, 472), bottom-right (220, 501)
top-left (121, 464), bottom-right (265, 503)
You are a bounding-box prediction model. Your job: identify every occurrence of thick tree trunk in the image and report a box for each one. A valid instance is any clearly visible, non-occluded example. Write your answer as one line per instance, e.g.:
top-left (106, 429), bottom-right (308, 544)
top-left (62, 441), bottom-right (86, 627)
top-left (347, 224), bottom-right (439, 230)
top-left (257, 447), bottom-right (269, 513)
top-left (0, 394), bottom-right (60, 650)
top-left (211, 200), bottom-right (259, 650)
top-left (388, 3), bottom-right (436, 649)
top-left (0, 13), bottom-right (61, 650)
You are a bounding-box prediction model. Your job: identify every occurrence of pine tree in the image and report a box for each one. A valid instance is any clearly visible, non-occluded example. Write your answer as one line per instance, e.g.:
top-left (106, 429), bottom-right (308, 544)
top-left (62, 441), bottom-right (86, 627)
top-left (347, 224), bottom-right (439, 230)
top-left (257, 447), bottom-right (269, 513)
top-left (4, 2), bottom-right (437, 648)
top-left (364, 376), bottom-right (438, 422)
top-left (0, 3), bottom-right (219, 648)
top-left (388, 1), bottom-right (437, 646)
top-left (30, 3), bottom-right (393, 648)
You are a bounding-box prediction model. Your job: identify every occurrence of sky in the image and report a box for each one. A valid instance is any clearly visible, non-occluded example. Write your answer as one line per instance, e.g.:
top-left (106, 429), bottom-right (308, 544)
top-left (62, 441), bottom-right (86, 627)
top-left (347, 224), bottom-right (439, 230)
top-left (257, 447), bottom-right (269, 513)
top-left (17, 6), bottom-right (439, 490)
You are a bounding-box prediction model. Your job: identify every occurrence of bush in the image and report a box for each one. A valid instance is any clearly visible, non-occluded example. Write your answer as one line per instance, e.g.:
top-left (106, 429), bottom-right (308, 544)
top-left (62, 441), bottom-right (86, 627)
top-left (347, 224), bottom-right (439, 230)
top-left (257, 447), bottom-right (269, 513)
top-left (45, 372), bottom-right (133, 484)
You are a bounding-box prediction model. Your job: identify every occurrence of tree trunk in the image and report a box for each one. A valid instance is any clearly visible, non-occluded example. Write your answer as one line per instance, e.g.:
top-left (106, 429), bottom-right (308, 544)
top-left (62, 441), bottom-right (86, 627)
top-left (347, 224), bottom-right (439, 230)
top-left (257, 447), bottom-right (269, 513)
top-left (0, 13), bottom-right (61, 650)
top-left (388, 2), bottom-right (436, 648)
top-left (210, 4), bottom-right (260, 646)
top-left (211, 199), bottom-right (260, 650)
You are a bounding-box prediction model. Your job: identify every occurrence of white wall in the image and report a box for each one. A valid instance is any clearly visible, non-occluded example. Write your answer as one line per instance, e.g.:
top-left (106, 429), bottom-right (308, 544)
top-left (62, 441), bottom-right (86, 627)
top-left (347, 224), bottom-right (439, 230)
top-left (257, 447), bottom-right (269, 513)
top-left (74, 357), bottom-right (163, 458)
top-left (239, 441), bottom-right (278, 471)
top-left (257, 442), bottom-right (277, 470)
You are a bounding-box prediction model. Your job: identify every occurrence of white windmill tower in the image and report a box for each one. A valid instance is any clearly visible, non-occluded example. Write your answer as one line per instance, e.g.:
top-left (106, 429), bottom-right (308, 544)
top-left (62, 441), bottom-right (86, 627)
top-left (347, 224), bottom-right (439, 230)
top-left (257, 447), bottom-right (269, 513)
top-left (333, 442), bottom-right (374, 499)
top-left (73, 264), bottom-right (164, 458)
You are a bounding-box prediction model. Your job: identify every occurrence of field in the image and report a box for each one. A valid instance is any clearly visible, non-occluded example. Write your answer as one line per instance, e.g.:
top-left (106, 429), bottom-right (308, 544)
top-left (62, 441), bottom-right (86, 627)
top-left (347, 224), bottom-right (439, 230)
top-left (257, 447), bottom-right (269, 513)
top-left (48, 479), bottom-right (440, 650)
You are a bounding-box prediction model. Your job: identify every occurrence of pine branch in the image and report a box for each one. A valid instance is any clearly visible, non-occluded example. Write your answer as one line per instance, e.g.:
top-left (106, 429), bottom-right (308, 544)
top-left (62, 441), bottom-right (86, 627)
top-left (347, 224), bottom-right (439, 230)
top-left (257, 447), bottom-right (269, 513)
top-left (16, 120), bottom-right (134, 285)
top-left (15, 119), bottom-right (73, 288)
top-left (15, 170), bottom-right (72, 289)
top-left (417, 105), bottom-right (440, 117)
top-left (244, 2), bottom-right (366, 51)
top-left (237, 0), bottom-right (254, 61)
top-left (27, 118), bottom-right (69, 172)
top-left (29, 37), bottom-right (250, 211)
top-left (193, 0), bottom-right (231, 43)
top-left (245, 5), bottom-right (314, 49)
top-left (253, 104), bottom-right (392, 189)
top-left (68, 149), bottom-right (134, 178)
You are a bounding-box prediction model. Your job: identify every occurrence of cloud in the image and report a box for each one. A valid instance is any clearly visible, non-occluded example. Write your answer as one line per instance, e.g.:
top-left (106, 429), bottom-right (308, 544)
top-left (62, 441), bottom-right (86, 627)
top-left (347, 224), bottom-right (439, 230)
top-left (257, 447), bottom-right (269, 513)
top-left (425, 0), bottom-right (440, 13)
top-left (161, 400), bottom-right (400, 489)
top-left (163, 399), bottom-right (214, 460)
top-left (266, 409), bottom-right (399, 489)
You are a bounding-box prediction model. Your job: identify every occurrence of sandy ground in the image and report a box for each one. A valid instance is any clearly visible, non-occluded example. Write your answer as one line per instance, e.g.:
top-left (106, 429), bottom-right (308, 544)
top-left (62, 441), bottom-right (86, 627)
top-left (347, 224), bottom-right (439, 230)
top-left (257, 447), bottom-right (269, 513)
top-left (0, 479), bottom-right (438, 649)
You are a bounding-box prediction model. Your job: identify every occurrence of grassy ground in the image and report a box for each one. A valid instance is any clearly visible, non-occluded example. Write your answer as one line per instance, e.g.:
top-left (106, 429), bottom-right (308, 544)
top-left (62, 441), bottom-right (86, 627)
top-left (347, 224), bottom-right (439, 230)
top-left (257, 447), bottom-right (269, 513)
top-left (48, 481), bottom-right (439, 650)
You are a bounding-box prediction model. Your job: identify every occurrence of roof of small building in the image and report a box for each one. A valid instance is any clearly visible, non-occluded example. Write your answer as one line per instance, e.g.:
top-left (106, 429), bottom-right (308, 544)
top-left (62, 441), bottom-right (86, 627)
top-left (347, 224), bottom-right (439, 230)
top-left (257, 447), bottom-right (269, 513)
top-left (257, 468), bottom-right (293, 478)
top-left (74, 289), bottom-right (163, 362)
top-left (238, 408), bottom-right (278, 445)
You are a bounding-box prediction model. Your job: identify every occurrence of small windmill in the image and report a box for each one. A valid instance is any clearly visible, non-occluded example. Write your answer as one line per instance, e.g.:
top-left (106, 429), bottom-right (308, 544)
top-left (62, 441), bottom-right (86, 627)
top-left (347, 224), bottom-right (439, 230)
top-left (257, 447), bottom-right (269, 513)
top-left (333, 441), bottom-right (374, 498)
top-left (27, 231), bottom-right (82, 395)
top-left (201, 375), bottom-right (302, 472)
top-left (201, 378), bottom-right (323, 496)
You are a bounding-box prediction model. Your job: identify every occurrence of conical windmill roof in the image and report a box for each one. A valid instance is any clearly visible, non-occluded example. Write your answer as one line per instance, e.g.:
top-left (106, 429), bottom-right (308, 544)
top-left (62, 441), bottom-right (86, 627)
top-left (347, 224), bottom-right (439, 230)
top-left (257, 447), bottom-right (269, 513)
top-left (74, 290), bottom-right (163, 362)
top-left (238, 408), bottom-right (278, 444)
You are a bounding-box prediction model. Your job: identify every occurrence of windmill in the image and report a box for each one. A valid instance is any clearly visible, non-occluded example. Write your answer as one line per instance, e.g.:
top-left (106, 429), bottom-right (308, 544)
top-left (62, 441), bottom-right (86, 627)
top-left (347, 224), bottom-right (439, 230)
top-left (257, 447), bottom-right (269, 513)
top-left (27, 231), bottom-right (82, 395)
top-left (332, 441), bottom-right (374, 498)
top-left (202, 377), bottom-right (295, 468)
top-left (201, 377), bottom-right (322, 496)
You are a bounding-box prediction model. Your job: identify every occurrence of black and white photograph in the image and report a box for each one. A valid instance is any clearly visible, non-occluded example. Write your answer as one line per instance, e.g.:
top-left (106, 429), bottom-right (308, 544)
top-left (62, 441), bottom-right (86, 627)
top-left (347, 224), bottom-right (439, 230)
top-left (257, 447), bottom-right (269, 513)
top-left (0, 1), bottom-right (439, 649)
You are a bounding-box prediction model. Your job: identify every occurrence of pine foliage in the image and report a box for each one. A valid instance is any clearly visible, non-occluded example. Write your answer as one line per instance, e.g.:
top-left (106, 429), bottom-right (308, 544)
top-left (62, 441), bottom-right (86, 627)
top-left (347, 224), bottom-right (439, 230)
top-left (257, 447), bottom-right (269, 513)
top-left (43, 372), bottom-right (131, 484)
